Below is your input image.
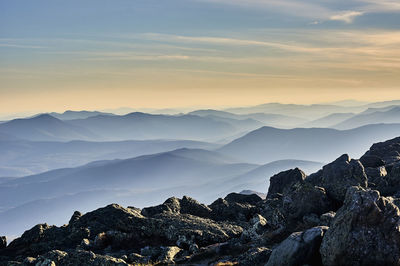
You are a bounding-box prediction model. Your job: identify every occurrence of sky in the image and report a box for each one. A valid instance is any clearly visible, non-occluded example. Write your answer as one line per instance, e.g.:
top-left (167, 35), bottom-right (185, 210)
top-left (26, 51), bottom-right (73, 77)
top-left (1, 0), bottom-right (400, 114)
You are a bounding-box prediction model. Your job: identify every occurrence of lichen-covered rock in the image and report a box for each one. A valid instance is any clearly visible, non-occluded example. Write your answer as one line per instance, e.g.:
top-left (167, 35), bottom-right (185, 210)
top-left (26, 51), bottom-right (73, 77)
top-left (266, 226), bottom-right (327, 266)
top-left (36, 250), bottom-right (128, 265)
top-left (320, 186), bottom-right (400, 266)
top-left (149, 213), bottom-right (243, 248)
top-left (241, 214), bottom-right (267, 241)
top-left (315, 154), bottom-right (367, 203)
top-left (267, 168), bottom-right (306, 199)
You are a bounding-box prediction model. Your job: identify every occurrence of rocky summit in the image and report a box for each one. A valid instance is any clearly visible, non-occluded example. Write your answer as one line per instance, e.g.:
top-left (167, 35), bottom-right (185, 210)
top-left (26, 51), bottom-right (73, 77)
top-left (3, 137), bottom-right (400, 265)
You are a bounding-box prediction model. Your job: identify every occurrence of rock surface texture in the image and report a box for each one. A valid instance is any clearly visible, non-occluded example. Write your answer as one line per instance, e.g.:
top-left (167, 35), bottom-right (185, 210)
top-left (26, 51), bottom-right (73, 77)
top-left (3, 137), bottom-right (400, 265)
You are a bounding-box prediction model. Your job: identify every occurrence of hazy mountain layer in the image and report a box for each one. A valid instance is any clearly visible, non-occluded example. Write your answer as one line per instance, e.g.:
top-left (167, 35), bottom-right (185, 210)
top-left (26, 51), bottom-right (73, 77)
top-left (0, 139), bottom-right (219, 177)
top-left (218, 124), bottom-right (400, 164)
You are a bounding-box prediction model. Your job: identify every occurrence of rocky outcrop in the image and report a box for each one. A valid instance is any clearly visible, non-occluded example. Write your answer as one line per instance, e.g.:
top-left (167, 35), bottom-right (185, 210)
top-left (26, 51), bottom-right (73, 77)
top-left (141, 196), bottom-right (212, 218)
top-left (360, 137), bottom-right (400, 196)
top-left (209, 193), bottom-right (261, 223)
top-left (267, 168), bottom-right (306, 198)
top-left (266, 226), bottom-right (327, 266)
top-left (308, 154), bottom-right (367, 203)
top-left (4, 137), bottom-right (400, 265)
top-left (320, 186), bottom-right (400, 266)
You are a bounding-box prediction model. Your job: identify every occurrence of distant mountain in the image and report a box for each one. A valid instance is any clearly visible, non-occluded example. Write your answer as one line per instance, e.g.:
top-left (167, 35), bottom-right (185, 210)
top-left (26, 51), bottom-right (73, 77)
top-left (365, 100), bottom-right (400, 108)
top-left (67, 112), bottom-right (255, 141)
top-left (48, 110), bottom-right (115, 120)
top-left (0, 139), bottom-right (219, 177)
top-left (224, 103), bottom-right (365, 120)
top-left (196, 159), bottom-right (323, 200)
top-left (0, 114), bottom-right (99, 141)
top-left (0, 148), bottom-right (257, 210)
top-left (303, 113), bottom-right (355, 128)
top-left (334, 106), bottom-right (400, 129)
top-left (0, 155), bottom-right (323, 237)
top-left (0, 148), bottom-right (259, 236)
top-left (189, 109), bottom-right (307, 128)
top-left (218, 124), bottom-right (400, 164)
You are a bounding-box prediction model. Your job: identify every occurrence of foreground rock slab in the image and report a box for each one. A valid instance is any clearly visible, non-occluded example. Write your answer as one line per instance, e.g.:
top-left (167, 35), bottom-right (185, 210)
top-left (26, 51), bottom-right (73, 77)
top-left (320, 186), bottom-right (400, 266)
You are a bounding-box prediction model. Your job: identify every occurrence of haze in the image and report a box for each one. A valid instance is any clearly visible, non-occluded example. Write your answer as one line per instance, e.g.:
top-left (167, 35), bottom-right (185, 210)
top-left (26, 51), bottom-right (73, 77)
top-left (1, 0), bottom-right (400, 115)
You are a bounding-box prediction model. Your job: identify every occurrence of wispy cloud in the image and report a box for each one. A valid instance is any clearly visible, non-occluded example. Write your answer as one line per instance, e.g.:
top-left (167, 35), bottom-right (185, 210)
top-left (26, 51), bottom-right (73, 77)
top-left (330, 11), bottom-right (364, 23)
top-left (0, 43), bottom-right (46, 49)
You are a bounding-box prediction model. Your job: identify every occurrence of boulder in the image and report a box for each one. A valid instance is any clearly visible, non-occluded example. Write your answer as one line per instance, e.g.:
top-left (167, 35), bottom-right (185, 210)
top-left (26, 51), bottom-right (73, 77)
top-left (266, 226), bottom-right (327, 266)
top-left (282, 182), bottom-right (332, 223)
top-left (241, 214), bottom-right (267, 241)
top-left (316, 154), bottom-right (367, 203)
top-left (267, 168), bottom-right (306, 199)
top-left (361, 136), bottom-right (400, 165)
top-left (224, 192), bottom-right (263, 205)
top-left (360, 154), bottom-right (385, 168)
top-left (209, 197), bottom-right (258, 223)
top-left (141, 196), bottom-right (212, 218)
top-left (320, 186), bottom-right (400, 266)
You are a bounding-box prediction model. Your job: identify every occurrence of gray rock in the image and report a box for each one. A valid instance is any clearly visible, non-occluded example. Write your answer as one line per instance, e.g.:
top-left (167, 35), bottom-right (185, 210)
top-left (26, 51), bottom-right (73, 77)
top-left (282, 183), bottom-right (332, 222)
top-left (361, 136), bottom-right (400, 165)
top-left (267, 168), bottom-right (306, 199)
top-left (318, 154), bottom-right (367, 203)
top-left (320, 186), bottom-right (400, 266)
top-left (266, 226), bottom-right (327, 266)
top-left (141, 196), bottom-right (212, 218)
top-left (319, 211), bottom-right (335, 226)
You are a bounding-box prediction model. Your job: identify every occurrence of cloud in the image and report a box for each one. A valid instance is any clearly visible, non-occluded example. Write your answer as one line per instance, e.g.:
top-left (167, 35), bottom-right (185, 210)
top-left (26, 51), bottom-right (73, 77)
top-left (330, 11), bottom-right (364, 23)
top-left (142, 33), bottom-right (323, 53)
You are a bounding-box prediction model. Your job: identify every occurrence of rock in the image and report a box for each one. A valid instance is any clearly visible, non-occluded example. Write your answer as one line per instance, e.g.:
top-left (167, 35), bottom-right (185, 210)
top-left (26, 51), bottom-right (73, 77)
top-left (267, 168), bottom-right (306, 199)
top-left (68, 211), bottom-right (82, 224)
top-left (241, 214), bottom-right (267, 241)
top-left (319, 211), bottom-right (335, 226)
top-left (282, 182), bottom-right (332, 223)
top-left (36, 250), bottom-right (128, 265)
top-left (23, 257), bottom-right (37, 265)
top-left (361, 137), bottom-right (400, 165)
top-left (360, 154), bottom-right (385, 168)
top-left (157, 246), bottom-right (182, 264)
top-left (127, 253), bottom-right (147, 264)
top-left (316, 154), bottom-right (367, 203)
top-left (180, 196), bottom-right (213, 218)
top-left (150, 213), bottom-right (243, 248)
top-left (4, 224), bottom-right (67, 257)
top-left (224, 193), bottom-right (263, 205)
top-left (302, 213), bottom-right (320, 227)
top-left (141, 196), bottom-right (212, 218)
top-left (237, 247), bottom-right (271, 266)
top-left (209, 197), bottom-right (258, 223)
top-left (266, 226), bottom-right (327, 266)
top-left (320, 186), bottom-right (400, 266)
top-left (0, 236), bottom-right (6, 249)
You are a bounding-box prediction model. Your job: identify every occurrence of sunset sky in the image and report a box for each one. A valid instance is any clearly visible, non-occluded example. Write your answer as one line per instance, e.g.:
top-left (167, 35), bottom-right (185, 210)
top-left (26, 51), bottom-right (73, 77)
top-left (1, 0), bottom-right (400, 114)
